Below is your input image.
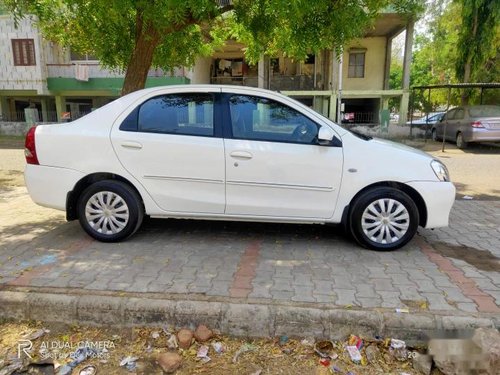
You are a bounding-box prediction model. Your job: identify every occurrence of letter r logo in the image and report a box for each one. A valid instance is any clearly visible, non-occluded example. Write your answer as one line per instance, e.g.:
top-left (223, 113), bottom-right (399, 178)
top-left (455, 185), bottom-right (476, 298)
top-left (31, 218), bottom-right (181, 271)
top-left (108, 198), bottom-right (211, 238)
top-left (18, 339), bottom-right (33, 359)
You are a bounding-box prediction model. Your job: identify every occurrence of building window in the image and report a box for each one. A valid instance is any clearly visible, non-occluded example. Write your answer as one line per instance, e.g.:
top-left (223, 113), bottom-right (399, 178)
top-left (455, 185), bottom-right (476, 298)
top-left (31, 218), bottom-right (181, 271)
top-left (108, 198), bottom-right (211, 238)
top-left (12, 39), bottom-right (36, 66)
top-left (348, 52), bottom-right (365, 78)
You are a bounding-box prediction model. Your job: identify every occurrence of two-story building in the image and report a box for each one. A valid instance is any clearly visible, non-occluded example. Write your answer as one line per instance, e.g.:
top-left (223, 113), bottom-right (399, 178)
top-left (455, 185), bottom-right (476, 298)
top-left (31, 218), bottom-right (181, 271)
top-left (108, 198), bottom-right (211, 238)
top-left (0, 9), bottom-right (414, 125)
top-left (0, 13), bottom-right (187, 123)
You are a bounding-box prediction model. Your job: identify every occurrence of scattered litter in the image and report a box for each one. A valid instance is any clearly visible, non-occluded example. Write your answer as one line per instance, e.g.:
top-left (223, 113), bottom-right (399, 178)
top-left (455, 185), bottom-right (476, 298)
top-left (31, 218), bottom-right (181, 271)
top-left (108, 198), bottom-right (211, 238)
top-left (279, 335), bottom-right (289, 346)
top-left (462, 195), bottom-right (473, 200)
top-left (389, 339), bottom-right (408, 361)
top-left (151, 331), bottom-right (160, 339)
top-left (346, 345), bottom-right (362, 364)
top-left (196, 345), bottom-right (211, 363)
top-left (119, 356), bottom-right (138, 371)
top-left (314, 340), bottom-right (337, 359)
top-left (79, 365), bottom-right (97, 375)
top-left (58, 365), bottom-right (74, 375)
top-left (211, 342), bottom-right (224, 354)
top-left (319, 358), bottom-right (330, 367)
top-left (58, 347), bottom-right (100, 374)
top-left (330, 364), bottom-right (342, 372)
top-left (0, 359), bottom-right (23, 375)
top-left (197, 345), bottom-right (209, 358)
top-left (300, 337), bottom-right (315, 347)
top-left (395, 308), bottom-right (409, 313)
top-left (166, 333), bottom-right (178, 349)
top-left (348, 335), bottom-right (363, 350)
top-left (24, 328), bottom-right (50, 341)
top-left (232, 343), bottom-right (256, 363)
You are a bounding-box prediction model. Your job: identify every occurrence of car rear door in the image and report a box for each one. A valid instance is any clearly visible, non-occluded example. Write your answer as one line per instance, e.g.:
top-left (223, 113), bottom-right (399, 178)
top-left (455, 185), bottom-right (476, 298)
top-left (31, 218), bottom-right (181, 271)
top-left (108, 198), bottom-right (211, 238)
top-left (439, 109), bottom-right (455, 140)
top-left (111, 88), bottom-right (226, 214)
top-left (221, 89), bottom-right (343, 219)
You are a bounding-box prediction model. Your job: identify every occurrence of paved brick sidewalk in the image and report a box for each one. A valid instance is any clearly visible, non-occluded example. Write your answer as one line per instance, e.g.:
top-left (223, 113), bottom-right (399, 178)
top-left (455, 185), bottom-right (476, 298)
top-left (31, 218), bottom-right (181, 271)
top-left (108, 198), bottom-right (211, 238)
top-left (0, 186), bottom-right (499, 315)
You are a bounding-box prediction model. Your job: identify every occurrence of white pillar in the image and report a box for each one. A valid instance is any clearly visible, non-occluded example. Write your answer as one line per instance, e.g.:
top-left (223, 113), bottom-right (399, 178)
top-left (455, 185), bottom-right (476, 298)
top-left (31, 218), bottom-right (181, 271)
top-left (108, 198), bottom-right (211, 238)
top-left (258, 55), bottom-right (269, 89)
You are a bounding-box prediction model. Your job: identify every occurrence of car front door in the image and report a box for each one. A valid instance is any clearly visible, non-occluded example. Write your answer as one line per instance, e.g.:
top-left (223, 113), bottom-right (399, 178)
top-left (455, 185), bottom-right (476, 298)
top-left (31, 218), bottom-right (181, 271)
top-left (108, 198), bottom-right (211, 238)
top-left (222, 91), bottom-right (343, 219)
top-left (111, 89), bottom-right (225, 214)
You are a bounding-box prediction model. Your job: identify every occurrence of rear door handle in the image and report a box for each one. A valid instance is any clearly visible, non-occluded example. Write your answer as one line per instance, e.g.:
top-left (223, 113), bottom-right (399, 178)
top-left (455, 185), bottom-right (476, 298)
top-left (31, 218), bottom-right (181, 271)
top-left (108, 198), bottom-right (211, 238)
top-left (230, 151), bottom-right (253, 160)
top-left (121, 141), bottom-right (143, 150)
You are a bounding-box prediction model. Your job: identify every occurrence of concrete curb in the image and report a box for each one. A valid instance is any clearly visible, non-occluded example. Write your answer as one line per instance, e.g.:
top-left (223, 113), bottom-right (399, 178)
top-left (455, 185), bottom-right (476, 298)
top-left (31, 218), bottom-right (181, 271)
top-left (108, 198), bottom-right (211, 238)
top-left (1, 288), bottom-right (498, 344)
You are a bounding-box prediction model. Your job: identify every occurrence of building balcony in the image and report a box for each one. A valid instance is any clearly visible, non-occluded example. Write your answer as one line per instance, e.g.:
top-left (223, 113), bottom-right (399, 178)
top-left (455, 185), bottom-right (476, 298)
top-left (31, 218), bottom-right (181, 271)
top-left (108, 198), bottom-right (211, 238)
top-left (210, 74), bottom-right (316, 91)
top-left (46, 63), bottom-right (189, 95)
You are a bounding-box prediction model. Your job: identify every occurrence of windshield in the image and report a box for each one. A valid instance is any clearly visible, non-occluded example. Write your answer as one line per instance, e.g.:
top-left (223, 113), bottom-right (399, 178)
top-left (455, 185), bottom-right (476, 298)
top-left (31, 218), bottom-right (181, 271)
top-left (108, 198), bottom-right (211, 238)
top-left (469, 105), bottom-right (500, 118)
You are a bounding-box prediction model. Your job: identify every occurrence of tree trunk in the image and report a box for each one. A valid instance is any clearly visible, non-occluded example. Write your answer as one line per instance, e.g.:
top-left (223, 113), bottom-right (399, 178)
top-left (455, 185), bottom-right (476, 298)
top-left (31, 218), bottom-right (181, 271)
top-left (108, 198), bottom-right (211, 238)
top-left (122, 24), bottom-right (160, 96)
top-left (461, 6), bottom-right (479, 105)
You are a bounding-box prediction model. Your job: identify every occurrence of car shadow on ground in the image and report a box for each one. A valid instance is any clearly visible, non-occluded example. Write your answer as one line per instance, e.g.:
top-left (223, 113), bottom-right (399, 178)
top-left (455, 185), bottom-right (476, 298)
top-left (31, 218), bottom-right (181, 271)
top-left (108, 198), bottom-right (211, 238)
top-left (137, 216), bottom-right (350, 242)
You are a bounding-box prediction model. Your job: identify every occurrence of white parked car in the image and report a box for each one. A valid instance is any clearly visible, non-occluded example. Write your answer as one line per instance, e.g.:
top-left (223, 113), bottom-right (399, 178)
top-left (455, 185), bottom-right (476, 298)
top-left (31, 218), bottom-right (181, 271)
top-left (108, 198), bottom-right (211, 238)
top-left (24, 85), bottom-right (455, 250)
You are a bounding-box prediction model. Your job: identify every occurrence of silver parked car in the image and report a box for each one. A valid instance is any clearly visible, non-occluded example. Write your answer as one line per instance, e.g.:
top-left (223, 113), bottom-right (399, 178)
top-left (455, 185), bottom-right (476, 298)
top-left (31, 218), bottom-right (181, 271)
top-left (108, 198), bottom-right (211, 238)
top-left (431, 105), bottom-right (500, 148)
top-left (408, 112), bottom-right (445, 128)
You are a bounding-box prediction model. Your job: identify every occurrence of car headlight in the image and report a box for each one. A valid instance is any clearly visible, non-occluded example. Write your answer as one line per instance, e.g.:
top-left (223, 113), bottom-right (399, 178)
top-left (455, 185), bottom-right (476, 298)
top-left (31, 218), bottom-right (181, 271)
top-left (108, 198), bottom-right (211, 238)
top-left (431, 160), bottom-right (450, 182)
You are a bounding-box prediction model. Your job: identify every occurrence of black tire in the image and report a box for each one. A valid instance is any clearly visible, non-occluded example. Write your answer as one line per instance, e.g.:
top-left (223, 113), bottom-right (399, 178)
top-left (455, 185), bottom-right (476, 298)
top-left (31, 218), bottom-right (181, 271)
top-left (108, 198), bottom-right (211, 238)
top-left (77, 180), bottom-right (144, 242)
top-left (456, 132), bottom-right (468, 149)
top-left (348, 187), bottom-right (419, 251)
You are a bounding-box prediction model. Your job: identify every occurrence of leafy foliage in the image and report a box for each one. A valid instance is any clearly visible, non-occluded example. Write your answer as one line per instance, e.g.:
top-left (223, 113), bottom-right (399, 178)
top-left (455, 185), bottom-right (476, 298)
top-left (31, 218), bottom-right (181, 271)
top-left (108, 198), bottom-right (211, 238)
top-left (409, 0), bottom-right (499, 109)
top-left (455, 0), bottom-right (499, 83)
top-left (3, 0), bottom-right (425, 93)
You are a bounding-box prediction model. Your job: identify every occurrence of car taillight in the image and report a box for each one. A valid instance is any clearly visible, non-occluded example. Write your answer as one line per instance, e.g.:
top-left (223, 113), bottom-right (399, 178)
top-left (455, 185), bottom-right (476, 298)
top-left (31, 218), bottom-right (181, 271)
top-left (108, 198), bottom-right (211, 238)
top-left (471, 121), bottom-right (484, 128)
top-left (25, 126), bottom-right (39, 165)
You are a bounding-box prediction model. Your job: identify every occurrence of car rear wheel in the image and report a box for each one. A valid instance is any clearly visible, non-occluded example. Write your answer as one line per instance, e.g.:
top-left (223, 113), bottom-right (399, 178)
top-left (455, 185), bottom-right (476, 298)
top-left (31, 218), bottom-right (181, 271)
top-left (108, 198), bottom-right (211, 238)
top-left (77, 180), bottom-right (144, 242)
top-left (349, 187), bottom-right (419, 251)
top-left (456, 132), bottom-right (468, 149)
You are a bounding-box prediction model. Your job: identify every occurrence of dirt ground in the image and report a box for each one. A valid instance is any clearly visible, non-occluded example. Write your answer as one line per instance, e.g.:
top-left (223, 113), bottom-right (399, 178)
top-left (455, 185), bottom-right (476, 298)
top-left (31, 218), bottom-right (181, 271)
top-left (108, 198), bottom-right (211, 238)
top-left (1, 135), bottom-right (499, 200)
top-left (412, 140), bottom-right (500, 200)
top-left (0, 320), bottom-right (435, 375)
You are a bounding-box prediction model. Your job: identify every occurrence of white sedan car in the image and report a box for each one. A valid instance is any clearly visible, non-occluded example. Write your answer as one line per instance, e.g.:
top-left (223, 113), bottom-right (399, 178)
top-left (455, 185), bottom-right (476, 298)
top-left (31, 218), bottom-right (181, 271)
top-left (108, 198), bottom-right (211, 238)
top-left (24, 85), bottom-right (455, 250)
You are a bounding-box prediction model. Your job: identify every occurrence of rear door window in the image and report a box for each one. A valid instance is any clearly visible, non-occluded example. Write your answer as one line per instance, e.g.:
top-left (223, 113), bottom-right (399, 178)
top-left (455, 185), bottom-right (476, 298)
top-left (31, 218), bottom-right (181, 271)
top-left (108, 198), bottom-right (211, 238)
top-left (122, 93), bottom-right (214, 136)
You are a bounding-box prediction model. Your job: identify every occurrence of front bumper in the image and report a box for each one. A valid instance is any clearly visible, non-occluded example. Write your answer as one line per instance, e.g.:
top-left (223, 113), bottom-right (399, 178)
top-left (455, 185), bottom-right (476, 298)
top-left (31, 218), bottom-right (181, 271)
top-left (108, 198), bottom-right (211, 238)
top-left (25, 164), bottom-right (84, 211)
top-left (406, 181), bottom-right (456, 228)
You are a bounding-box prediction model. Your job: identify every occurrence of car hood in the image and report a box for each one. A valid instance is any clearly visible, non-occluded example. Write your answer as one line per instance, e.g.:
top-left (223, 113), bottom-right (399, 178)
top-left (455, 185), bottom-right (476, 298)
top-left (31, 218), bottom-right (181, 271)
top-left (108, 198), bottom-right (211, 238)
top-left (370, 137), bottom-right (434, 160)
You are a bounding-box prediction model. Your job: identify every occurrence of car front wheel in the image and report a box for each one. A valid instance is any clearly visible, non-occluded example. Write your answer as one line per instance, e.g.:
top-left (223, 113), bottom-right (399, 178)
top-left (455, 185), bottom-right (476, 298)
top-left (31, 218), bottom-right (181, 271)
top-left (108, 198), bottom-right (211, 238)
top-left (349, 187), bottom-right (419, 250)
top-left (77, 180), bottom-right (144, 242)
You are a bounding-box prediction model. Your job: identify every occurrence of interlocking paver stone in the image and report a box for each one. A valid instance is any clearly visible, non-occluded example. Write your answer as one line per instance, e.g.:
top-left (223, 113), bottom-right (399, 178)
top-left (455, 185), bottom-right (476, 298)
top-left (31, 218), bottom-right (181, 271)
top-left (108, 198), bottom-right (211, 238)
top-left (0, 185), bottom-right (499, 314)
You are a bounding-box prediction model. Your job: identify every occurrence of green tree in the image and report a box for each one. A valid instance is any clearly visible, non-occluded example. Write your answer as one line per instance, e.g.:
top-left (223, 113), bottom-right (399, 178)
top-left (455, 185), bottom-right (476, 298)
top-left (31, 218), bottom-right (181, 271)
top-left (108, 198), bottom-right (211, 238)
top-left (455, 0), bottom-right (499, 103)
top-left (4, 0), bottom-right (423, 95)
top-left (410, 0), bottom-right (499, 108)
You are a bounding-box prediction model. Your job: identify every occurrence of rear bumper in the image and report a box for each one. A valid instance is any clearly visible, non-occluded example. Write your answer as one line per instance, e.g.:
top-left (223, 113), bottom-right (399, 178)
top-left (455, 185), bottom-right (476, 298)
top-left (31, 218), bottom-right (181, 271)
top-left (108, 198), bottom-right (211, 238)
top-left (467, 129), bottom-right (500, 142)
top-left (406, 181), bottom-right (455, 228)
top-left (25, 164), bottom-right (84, 211)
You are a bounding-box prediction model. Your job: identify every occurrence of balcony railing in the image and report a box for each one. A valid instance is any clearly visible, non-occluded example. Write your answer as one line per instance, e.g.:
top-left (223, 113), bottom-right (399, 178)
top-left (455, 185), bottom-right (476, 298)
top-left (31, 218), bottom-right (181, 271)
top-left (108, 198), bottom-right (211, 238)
top-left (210, 74), bottom-right (316, 91)
top-left (47, 63), bottom-right (185, 79)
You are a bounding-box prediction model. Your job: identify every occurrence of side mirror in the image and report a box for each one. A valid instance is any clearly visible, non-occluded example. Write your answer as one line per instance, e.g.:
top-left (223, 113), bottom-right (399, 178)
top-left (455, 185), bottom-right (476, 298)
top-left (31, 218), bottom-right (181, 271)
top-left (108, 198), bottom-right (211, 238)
top-left (318, 126), bottom-right (335, 145)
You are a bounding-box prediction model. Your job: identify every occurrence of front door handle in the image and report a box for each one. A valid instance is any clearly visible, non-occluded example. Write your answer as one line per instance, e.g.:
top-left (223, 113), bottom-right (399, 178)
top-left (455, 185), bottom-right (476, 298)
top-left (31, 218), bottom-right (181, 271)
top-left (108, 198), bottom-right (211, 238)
top-left (230, 151), bottom-right (253, 160)
top-left (121, 141), bottom-right (143, 150)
